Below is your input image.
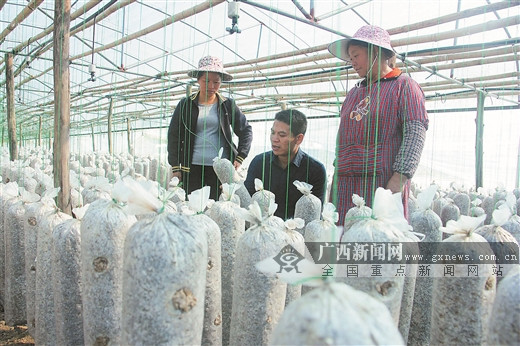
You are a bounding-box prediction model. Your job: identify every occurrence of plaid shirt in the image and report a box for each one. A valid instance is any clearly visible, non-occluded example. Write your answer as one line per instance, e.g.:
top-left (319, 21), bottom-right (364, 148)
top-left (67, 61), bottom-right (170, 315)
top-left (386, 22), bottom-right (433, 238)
top-left (332, 70), bottom-right (428, 225)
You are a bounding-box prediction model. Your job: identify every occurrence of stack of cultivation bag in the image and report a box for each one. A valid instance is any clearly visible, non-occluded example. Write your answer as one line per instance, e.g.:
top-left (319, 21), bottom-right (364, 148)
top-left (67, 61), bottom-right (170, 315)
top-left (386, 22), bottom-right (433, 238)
top-left (116, 177), bottom-right (209, 345)
top-left (338, 188), bottom-right (420, 331)
top-left (430, 214), bottom-right (496, 345)
top-left (229, 200), bottom-right (288, 346)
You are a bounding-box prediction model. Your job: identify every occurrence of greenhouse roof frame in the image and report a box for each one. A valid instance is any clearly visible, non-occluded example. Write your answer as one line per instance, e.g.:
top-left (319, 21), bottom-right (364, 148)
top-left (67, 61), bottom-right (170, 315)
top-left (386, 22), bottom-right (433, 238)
top-left (0, 0), bottom-right (519, 139)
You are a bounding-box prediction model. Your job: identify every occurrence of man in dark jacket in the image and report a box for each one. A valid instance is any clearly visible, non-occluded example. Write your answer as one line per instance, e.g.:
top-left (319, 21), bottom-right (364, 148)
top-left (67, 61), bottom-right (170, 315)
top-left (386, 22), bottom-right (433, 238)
top-left (244, 109), bottom-right (326, 219)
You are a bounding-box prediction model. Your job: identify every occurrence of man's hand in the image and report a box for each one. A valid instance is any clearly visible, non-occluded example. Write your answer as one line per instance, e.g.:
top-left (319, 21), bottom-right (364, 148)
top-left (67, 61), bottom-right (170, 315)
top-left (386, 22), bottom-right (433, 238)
top-left (386, 172), bottom-right (408, 193)
top-left (233, 161), bottom-right (242, 170)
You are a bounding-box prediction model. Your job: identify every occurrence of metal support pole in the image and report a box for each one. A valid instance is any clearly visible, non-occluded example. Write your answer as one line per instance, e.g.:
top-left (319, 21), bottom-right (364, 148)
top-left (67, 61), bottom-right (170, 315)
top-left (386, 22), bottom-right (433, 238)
top-left (515, 138), bottom-right (520, 189)
top-left (127, 117), bottom-right (133, 155)
top-left (475, 91), bottom-right (485, 189)
top-left (5, 53), bottom-right (18, 160)
top-left (38, 115), bottom-right (42, 147)
top-left (91, 123), bottom-right (95, 152)
top-left (108, 97), bottom-right (113, 154)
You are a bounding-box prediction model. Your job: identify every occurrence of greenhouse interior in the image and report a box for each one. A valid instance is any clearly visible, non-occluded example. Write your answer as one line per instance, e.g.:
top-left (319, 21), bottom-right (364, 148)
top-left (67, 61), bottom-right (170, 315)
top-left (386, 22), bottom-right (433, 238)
top-left (0, 0), bottom-right (519, 345)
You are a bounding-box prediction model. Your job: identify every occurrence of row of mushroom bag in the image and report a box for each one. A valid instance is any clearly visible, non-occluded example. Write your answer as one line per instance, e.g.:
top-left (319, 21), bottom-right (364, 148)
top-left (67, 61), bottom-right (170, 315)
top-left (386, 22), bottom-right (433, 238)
top-left (86, 155), bottom-right (411, 345)
top-left (211, 152), bottom-right (410, 345)
top-left (0, 153), bottom-right (406, 345)
top-left (407, 184), bottom-right (519, 345)
top-left (1, 148), bottom-right (519, 345)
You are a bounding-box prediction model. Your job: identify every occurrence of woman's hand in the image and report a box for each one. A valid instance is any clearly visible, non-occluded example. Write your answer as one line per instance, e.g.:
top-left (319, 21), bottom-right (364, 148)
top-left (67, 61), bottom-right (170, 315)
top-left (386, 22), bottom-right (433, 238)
top-left (233, 161), bottom-right (241, 170)
top-left (171, 171), bottom-right (182, 180)
top-left (386, 172), bottom-right (408, 193)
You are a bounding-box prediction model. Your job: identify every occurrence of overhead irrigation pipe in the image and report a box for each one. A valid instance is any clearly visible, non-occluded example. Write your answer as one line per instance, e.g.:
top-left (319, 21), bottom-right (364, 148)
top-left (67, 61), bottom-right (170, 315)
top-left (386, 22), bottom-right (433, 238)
top-left (396, 53), bottom-right (520, 106)
top-left (238, 0), bottom-right (349, 38)
top-left (391, 15), bottom-right (520, 47)
top-left (449, 0), bottom-right (462, 78)
top-left (0, 0), bottom-right (129, 85)
top-left (291, 0), bottom-right (314, 21)
top-left (315, 0), bottom-right (372, 22)
top-left (389, 12), bottom-right (520, 104)
top-left (70, 0), bottom-right (226, 61)
top-left (388, 0), bottom-right (517, 35)
top-left (485, 0), bottom-right (520, 104)
top-left (0, 0), bottom-right (44, 46)
top-left (7, 0), bottom-right (102, 56)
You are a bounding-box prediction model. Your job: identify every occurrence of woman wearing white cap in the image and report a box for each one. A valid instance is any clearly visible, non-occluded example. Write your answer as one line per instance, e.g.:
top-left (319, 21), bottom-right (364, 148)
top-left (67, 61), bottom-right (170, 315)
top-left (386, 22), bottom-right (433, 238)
top-left (167, 56), bottom-right (252, 200)
top-left (328, 25), bottom-right (428, 224)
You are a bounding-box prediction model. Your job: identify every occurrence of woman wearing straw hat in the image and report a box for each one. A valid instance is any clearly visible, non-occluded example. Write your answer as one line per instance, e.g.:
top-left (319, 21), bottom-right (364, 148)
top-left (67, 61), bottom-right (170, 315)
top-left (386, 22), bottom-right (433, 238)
top-left (167, 56), bottom-right (252, 200)
top-left (328, 25), bottom-right (428, 225)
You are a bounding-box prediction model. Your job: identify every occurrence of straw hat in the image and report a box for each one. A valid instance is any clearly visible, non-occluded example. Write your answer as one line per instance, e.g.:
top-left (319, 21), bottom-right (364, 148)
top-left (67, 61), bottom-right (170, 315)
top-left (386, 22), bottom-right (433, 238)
top-left (328, 25), bottom-right (394, 62)
top-left (187, 56), bottom-right (233, 81)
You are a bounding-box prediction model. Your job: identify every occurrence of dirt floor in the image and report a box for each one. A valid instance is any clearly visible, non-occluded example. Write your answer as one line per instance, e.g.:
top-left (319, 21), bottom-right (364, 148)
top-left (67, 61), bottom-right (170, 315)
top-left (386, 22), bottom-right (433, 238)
top-left (0, 308), bottom-right (33, 346)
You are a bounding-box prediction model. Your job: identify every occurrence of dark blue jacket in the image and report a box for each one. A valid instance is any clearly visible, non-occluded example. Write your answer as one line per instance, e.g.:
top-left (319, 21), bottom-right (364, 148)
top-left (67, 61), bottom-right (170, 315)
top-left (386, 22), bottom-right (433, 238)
top-left (244, 149), bottom-right (327, 220)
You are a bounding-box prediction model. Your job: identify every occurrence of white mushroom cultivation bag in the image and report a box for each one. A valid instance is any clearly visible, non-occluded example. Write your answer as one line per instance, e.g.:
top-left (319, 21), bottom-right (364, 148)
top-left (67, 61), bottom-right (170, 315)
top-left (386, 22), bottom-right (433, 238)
top-left (131, 179), bottom-right (177, 220)
top-left (257, 254), bottom-right (403, 345)
top-left (282, 218), bottom-right (306, 307)
top-left (343, 193), bottom-right (372, 232)
top-left (23, 190), bottom-right (54, 337)
top-left (487, 264), bottom-right (520, 345)
top-left (35, 192), bottom-right (73, 346)
top-left (304, 203), bottom-right (340, 243)
top-left (453, 191), bottom-right (471, 216)
top-left (185, 187), bottom-right (222, 346)
top-left (81, 186), bottom-right (137, 346)
top-left (440, 197), bottom-right (461, 229)
top-left (491, 191), bottom-right (517, 224)
top-left (271, 281), bottom-right (405, 345)
top-left (52, 216), bottom-right (84, 346)
top-left (430, 214), bottom-right (496, 345)
top-left (32, 168), bottom-right (54, 196)
top-left (0, 182), bottom-right (19, 309)
top-left (229, 200), bottom-right (288, 346)
top-left (408, 184), bottom-right (442, 346)
top-left (293, 180), bottom-right (321, 235)
top-left (469, 197), bottom-right (486, 217)
top-left (338, 188), bottom-right (420, 325)
top-left (119, 177), bottom-right (208, 345)
top-left (475, 193), bottom-right (519, 281)
top-left (4, 187), bottom-right (29, 326)
top-left (251, 178), bottom-right (276, 218)
top-left (410, 184), bottom-right (442, 241)
top-left (502, 207), bottom-right (520, 245)
top-left (207, 183), bottom-right (245, 346)
top-left (213, 148), bottom-right (237, 185)
top-left (432, 194), bottom-right (448, 218)
top-left (213, 148), bottom-right (251, 208)
top-left (81, 176), bottom-right (112, 204)
top-left (302, 203), bottom-right (340, 295)
top-left (20, 167), bottom-right (38, 193)
top-left (167, 176), bottom-right (186, 204)
top-left (219, 182), bottom-right (241, 206)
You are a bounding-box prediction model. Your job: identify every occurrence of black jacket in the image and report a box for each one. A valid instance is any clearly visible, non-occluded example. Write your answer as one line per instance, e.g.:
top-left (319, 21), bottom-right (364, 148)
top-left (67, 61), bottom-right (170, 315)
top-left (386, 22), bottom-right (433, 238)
top-left (167, 91), bottom-right (252, 173)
